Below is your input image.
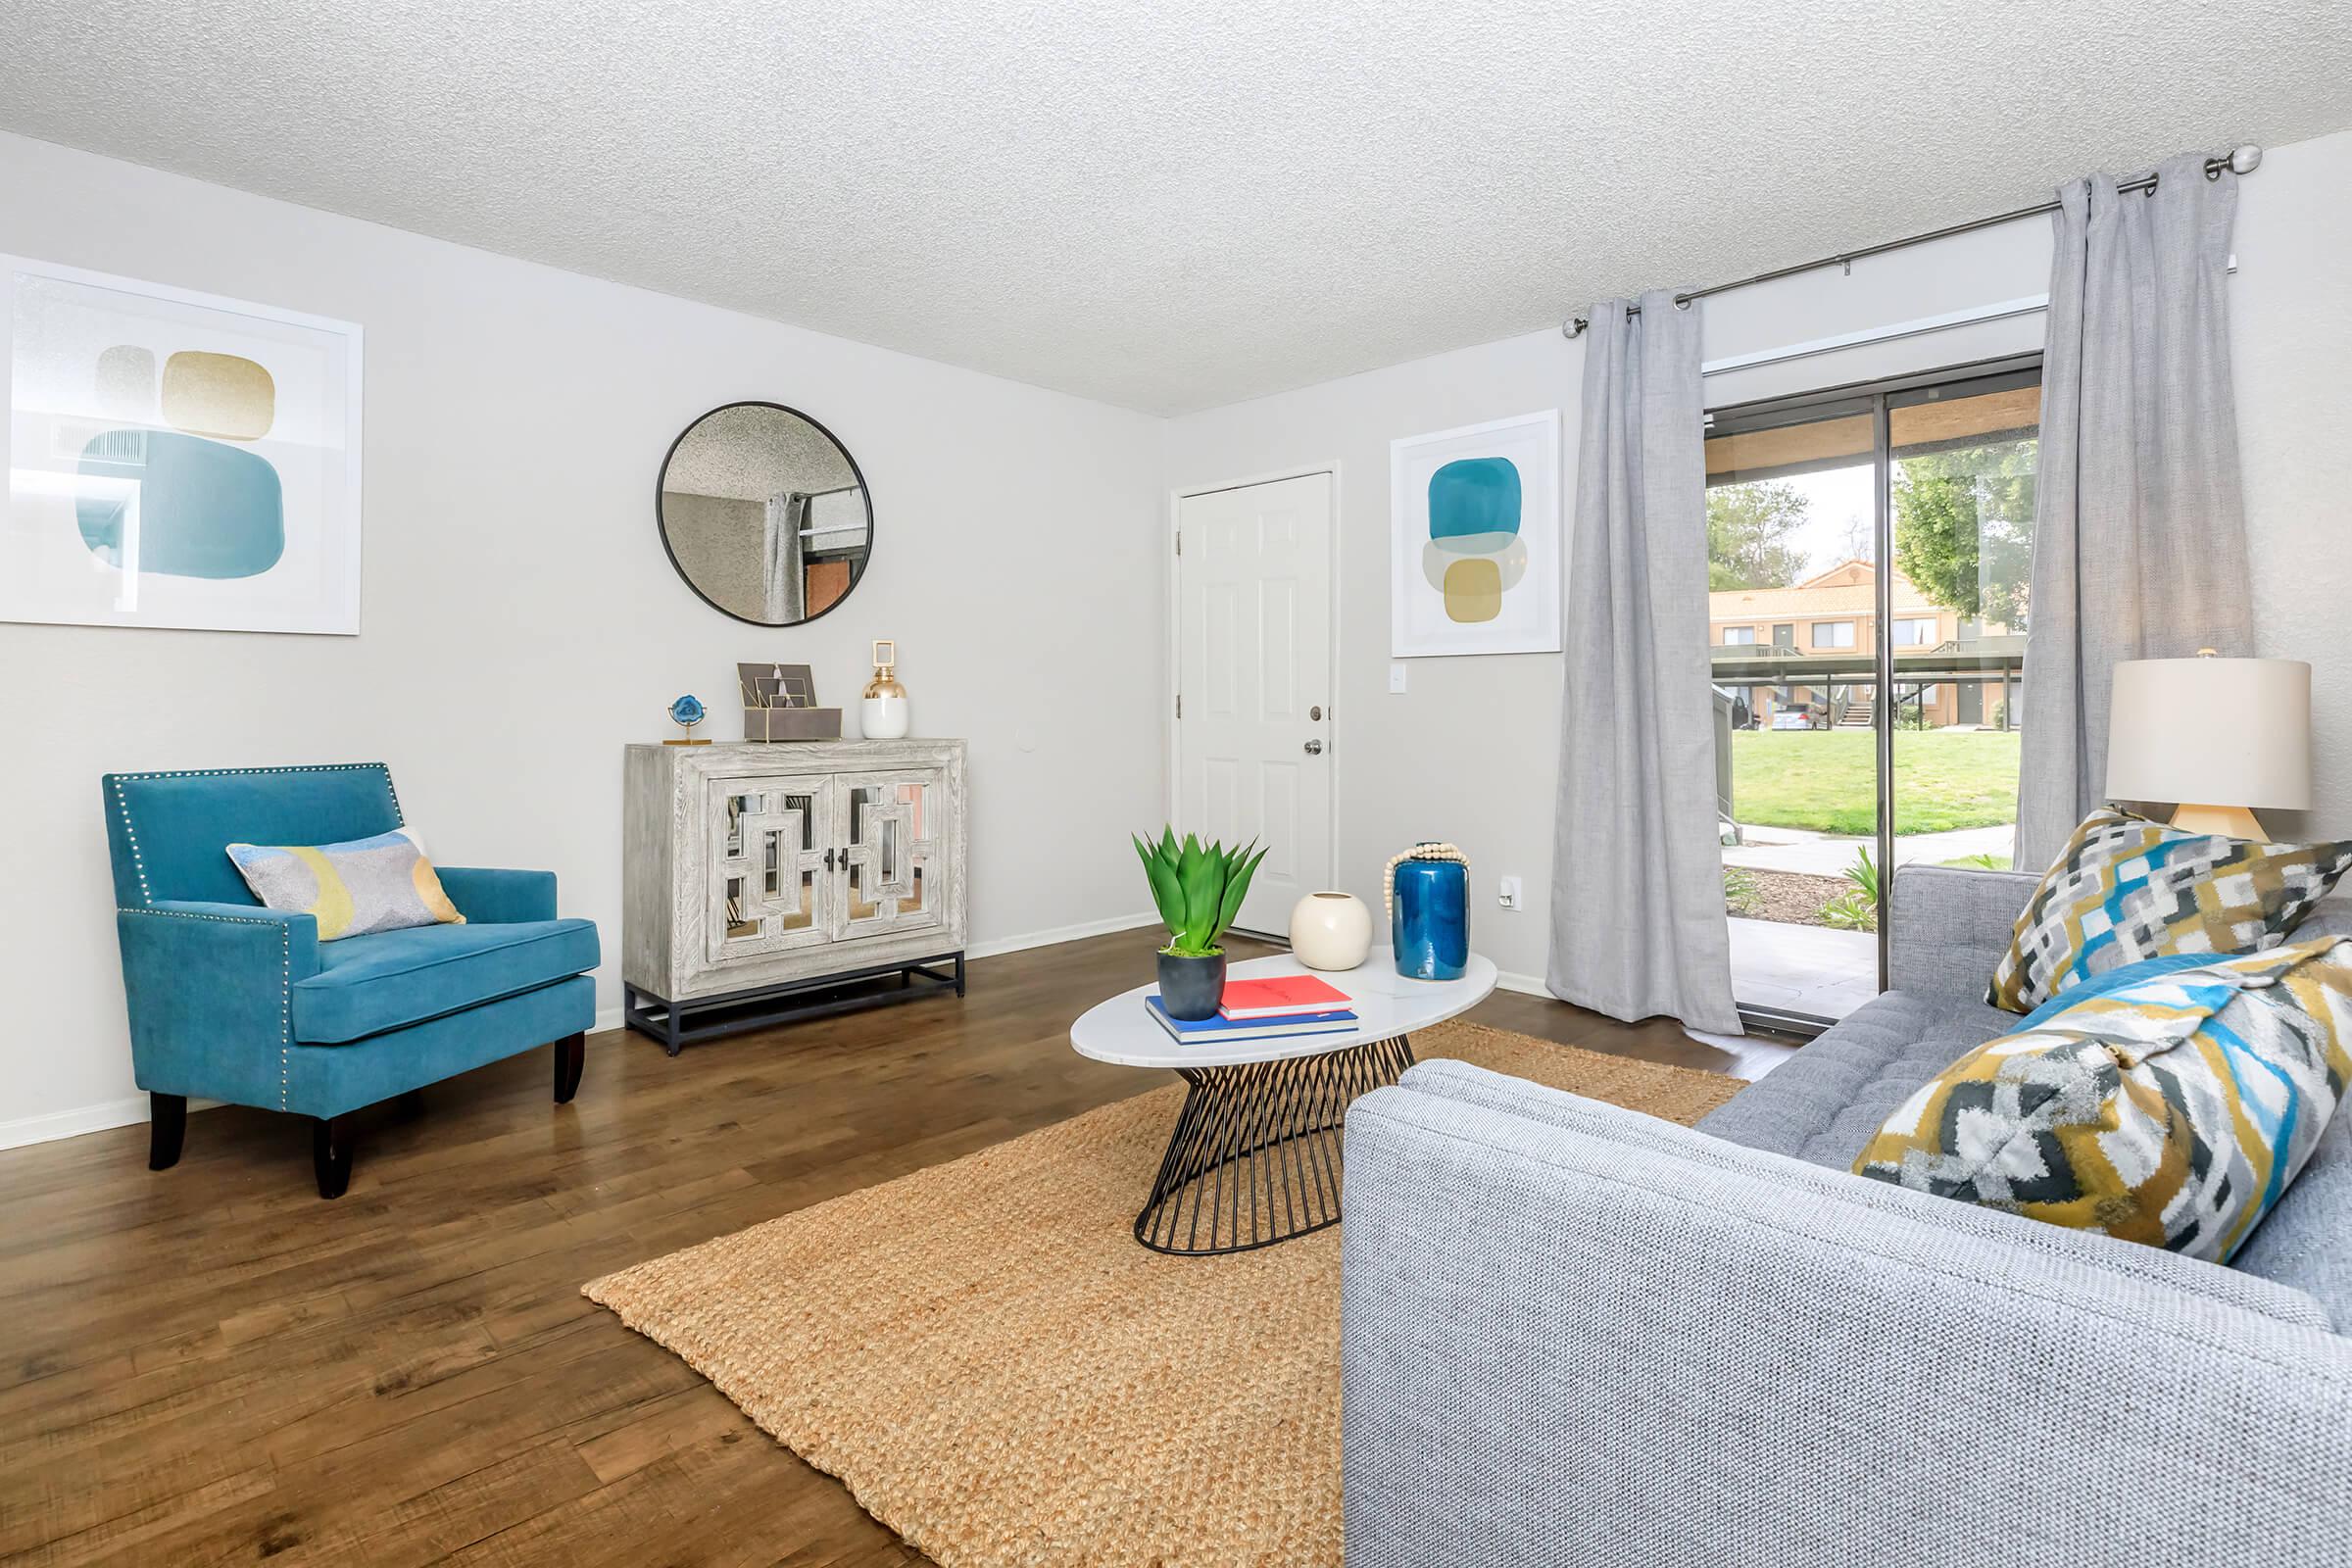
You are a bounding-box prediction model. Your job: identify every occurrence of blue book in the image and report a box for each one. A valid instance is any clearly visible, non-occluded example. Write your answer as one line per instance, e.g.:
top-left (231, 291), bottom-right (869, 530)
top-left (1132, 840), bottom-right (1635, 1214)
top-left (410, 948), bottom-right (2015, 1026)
top-left (1145, 994), bottom-right (1358, 1043)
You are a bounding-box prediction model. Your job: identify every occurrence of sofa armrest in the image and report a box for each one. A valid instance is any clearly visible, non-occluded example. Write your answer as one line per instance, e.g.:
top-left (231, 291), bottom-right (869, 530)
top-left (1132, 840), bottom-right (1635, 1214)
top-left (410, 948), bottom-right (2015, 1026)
top-left (435, 866), bottom-right (557, 924)
top-left (1390, 1060), bottom-right (2327, 1323)
top-left (1341, 1078), bottom-right (2352, 1568)
top-left (115, 902), bottom-right (321, 1110)
top-left (1886, 864), bottom-right (2037, 1004)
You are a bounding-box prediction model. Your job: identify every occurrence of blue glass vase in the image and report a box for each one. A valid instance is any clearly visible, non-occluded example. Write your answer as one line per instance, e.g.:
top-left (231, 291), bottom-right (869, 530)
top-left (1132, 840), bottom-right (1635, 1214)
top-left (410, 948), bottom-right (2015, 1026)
top-left (1392, 851), bottom-right (1468, 981)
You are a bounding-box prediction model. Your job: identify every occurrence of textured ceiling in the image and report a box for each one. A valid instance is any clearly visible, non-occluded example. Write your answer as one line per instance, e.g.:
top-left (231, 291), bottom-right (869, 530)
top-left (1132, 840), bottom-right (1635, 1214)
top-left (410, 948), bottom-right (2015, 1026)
top-left (5, 2), bottom-right (2349, 414)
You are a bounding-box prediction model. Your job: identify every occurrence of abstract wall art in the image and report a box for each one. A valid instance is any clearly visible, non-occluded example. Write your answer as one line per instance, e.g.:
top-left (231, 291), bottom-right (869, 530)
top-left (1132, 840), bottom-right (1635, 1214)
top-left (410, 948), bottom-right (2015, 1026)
top-left (1, 257), bottom-right (363, 634)
top-left (1390, 410), bottom-right (1560, 657)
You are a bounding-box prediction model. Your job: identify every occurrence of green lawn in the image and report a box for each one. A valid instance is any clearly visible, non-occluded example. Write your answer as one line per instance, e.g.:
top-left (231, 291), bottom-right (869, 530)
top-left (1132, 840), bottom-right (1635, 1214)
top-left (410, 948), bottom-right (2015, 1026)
top-left (1730, 729), bottom-right (2020, 836)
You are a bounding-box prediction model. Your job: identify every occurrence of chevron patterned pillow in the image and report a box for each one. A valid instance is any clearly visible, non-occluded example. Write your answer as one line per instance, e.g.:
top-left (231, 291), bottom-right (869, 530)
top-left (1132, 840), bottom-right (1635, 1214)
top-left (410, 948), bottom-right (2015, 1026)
top-left (1857, 940), bottom-right (2352, 1262)
top-left (1987, 807), bottom-right (2352, 1013)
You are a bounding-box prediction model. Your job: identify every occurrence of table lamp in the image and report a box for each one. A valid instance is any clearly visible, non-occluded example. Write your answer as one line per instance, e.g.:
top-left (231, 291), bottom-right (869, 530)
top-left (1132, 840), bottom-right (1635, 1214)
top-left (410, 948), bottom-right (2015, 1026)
top-left (2105, 651), bottom-right (2310, 841)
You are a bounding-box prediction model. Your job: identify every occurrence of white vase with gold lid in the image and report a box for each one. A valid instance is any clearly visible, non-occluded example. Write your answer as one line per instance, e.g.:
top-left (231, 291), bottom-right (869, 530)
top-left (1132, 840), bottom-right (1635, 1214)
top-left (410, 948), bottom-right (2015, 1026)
top-left (861, 638), bottom-right (911, 739)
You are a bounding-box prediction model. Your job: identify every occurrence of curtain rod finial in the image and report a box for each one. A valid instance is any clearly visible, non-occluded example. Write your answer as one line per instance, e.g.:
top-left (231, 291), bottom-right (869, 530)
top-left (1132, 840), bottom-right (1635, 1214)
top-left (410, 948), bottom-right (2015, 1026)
top-left (1562, 315), bottom-right (1588, 340)
top-left (2229, 144), bottom-right (2263, 176)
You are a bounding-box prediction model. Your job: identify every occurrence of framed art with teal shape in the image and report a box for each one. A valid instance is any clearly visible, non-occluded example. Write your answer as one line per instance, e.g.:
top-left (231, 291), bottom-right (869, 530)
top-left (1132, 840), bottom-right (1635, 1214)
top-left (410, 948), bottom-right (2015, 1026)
top-left (1389, 410), bottom-right (1559, 657)
top-left (1, 256), bottom-right (363, 635)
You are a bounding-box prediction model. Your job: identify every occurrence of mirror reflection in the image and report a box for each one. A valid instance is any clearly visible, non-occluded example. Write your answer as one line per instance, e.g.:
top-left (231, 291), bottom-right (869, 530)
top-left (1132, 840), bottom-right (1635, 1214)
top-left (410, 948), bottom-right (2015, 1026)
top-left (659, 402), bottom-right (870, 625)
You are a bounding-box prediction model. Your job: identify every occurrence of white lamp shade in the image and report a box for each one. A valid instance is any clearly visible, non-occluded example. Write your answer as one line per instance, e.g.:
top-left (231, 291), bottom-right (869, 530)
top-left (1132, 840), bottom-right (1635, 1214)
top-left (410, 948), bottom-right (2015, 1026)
top-left (2105, 657), bottom-right (2311, 809)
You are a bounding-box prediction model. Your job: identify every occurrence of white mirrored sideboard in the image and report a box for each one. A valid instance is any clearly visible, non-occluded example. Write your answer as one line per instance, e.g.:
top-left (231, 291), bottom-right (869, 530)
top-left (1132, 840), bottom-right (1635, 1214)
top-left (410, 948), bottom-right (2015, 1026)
top-left (622, 739), bottom-right (967, 1051)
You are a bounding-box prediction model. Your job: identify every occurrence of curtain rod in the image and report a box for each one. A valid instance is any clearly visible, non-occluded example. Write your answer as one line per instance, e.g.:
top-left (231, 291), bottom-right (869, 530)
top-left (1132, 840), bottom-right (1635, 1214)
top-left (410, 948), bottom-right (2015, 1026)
top-left (1561, 144), bottom-right (2263, 339)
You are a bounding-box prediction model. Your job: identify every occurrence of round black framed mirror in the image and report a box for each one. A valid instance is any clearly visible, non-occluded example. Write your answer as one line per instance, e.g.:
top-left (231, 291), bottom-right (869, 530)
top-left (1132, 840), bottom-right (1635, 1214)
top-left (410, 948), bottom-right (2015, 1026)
top-left (657, 401), bottom-right (871, 626)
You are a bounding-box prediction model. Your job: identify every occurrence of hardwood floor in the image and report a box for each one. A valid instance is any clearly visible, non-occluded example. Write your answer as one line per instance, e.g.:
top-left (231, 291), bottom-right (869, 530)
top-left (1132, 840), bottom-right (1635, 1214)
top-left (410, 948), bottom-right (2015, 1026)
top-left (0, 933), bottom-right (1788, 1566)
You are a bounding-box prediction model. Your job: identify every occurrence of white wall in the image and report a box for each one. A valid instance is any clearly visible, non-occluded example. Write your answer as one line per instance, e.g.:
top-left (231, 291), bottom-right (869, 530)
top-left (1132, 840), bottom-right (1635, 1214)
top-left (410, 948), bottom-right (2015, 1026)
top-left (11, 124), bottom-right (2344, 1143)
top-left (1165, 127), bottom-right (2352, 988)
top-left (0, 131), bottom-right (1165, 1147)
top-left (2230, 131), bottom-right (2352, 842)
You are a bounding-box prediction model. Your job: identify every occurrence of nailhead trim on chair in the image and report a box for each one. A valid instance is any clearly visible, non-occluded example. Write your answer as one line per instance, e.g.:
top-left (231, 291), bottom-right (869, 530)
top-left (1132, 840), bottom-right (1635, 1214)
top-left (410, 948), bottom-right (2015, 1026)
top-left (109, 764), bottom-right (390, 1110)
top-left (108, 763), bottom-right (403, 906)
top-left (118, 906), bottom-right (295, 1108)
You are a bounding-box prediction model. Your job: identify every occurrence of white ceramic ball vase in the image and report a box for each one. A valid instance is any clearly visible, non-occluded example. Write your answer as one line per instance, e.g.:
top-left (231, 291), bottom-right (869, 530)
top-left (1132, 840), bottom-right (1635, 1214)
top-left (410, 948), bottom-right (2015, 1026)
top-left (860, 694), bottom-right (910, 739)
top-left (1289, 891), bottom-right (1372, 971)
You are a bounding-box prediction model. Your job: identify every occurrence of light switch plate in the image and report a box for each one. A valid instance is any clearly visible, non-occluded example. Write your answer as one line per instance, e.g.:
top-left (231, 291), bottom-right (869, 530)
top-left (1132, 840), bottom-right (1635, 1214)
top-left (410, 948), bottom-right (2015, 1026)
top-left (1389, 662), bottom-right (1408, 694)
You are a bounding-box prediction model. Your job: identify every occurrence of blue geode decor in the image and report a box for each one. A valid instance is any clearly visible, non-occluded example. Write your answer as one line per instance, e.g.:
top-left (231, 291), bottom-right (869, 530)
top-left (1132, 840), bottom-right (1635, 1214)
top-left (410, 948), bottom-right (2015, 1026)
top-left (666, 695), bottom-right (710, 744)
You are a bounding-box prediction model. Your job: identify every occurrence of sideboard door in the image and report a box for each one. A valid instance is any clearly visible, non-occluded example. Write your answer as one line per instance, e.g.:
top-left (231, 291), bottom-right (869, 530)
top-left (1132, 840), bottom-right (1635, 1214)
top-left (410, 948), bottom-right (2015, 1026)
top-left (705, 775), bottom-right (836, 964)
top-left (833, 769), bottom-right (948, 943)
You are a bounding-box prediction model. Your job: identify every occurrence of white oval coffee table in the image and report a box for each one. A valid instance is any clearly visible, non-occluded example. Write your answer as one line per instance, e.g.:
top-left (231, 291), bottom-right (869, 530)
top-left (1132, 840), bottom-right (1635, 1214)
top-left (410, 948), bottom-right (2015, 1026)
top-left (1071, 947), bottom-right (1496, 1255)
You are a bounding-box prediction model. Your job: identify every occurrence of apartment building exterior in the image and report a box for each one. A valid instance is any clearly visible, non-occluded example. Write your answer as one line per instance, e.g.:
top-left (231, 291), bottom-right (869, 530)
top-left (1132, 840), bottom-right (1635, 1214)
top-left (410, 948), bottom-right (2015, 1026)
top-left (1708, 561), bottom-right (2018, 729)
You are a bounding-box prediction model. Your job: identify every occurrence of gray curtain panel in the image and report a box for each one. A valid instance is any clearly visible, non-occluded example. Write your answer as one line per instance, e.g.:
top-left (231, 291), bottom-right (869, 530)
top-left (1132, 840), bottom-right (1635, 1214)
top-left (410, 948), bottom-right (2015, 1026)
top-left (762, 491), bottom-right (810, 623)
top-left (1546, 292), bottom-right (1740, 1035)
top-left (2014, 152), bottom-right (2253, 869)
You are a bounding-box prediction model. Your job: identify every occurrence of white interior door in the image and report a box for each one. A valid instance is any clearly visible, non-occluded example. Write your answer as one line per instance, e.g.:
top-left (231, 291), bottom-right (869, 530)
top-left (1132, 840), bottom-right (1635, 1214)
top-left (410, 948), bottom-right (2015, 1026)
top-left (1174, 471), bottom-right (1334, 936)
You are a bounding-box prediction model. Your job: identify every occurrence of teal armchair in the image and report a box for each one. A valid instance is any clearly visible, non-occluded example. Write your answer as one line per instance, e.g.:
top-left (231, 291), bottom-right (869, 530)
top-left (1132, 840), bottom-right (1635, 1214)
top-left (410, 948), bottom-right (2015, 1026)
top-left (104, 763), bottom-right (600, 1197)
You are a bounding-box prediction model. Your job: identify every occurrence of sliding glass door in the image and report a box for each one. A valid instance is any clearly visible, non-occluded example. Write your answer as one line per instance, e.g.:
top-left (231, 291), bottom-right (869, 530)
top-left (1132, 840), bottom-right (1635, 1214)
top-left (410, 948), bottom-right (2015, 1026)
top-left (1705, 359), bottom-right (2040, 1031)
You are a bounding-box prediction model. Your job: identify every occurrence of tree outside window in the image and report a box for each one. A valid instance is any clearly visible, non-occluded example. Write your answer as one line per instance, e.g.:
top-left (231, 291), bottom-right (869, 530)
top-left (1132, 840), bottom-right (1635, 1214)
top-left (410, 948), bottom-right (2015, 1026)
top-left (1890, 438), bottom-right (2037, 629)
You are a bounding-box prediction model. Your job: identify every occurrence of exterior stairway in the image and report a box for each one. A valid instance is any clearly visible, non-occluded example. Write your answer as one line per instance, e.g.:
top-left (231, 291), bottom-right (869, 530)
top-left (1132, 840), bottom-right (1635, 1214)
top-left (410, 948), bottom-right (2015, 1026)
top-left (1836, 694), bottom-right (1876, 728)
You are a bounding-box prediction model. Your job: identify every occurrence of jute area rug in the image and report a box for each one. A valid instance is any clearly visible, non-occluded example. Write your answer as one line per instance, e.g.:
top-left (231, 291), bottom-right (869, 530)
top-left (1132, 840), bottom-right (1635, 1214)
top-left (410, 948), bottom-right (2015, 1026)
top-left (584, 1020), bottom-right (1742, 1568)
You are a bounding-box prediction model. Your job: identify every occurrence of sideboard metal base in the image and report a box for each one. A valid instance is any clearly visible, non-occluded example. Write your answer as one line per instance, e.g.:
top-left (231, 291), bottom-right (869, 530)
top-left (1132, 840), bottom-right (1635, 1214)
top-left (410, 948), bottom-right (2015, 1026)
top-left (624, 953), bottom-right (965, 1054)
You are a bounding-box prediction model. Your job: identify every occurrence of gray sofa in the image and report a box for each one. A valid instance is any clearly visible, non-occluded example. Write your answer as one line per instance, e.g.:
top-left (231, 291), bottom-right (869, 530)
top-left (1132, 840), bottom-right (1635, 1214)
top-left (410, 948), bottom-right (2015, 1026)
top-left (1341, 866), bottom-right (2352, 1568)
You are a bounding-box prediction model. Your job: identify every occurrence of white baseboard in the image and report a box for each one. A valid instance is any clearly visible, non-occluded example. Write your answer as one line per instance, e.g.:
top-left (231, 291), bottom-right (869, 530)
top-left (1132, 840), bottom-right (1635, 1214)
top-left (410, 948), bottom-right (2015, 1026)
top-left (966, 911), bottom-right (1161, 960)
top-left (1494, 967), bottom-right (1549, 997)
top-left (0, 1094), bottom-right (223, 1152)
top-left (8, 913), bottom-right (1174, 1153)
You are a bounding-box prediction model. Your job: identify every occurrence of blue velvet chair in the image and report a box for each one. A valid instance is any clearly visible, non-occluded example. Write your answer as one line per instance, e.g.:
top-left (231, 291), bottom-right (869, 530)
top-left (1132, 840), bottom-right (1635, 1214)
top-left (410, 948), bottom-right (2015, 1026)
top-left (103, 763), bottom-right (600, 1198)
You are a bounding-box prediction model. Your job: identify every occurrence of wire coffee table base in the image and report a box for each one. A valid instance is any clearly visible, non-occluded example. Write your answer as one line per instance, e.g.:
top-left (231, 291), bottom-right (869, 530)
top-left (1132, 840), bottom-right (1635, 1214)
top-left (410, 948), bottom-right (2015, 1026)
top-left (1134, 1033), bottom-right (1415, 1255)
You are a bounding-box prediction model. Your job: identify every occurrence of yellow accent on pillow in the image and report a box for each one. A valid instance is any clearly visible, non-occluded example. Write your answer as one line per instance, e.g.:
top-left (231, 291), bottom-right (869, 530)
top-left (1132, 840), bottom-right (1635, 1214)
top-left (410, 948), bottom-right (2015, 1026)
top-left (289, 845), bottom-right (357, 940)
top-left (413, 857), bottom-right (464, 925)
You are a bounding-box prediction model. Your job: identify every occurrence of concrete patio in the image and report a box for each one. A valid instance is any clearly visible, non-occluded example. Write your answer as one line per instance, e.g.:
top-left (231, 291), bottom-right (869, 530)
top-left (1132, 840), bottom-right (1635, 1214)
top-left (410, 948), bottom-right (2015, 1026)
top-left (1726, 822), bottom-right (2015, 876)
top-left (1728, 916), bottom-right (1879, 1020)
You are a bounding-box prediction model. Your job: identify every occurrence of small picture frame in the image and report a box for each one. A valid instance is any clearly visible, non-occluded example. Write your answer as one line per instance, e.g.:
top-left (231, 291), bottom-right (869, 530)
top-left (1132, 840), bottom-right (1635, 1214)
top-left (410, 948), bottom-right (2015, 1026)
top-left (737, 662), bottom-right (818, 710)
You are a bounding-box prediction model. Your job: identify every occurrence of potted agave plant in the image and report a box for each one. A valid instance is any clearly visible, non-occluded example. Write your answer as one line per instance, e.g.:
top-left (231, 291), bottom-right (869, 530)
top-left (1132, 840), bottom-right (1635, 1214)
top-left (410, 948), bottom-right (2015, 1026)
top-left (1132, 828), bottom-right (1268, 1020)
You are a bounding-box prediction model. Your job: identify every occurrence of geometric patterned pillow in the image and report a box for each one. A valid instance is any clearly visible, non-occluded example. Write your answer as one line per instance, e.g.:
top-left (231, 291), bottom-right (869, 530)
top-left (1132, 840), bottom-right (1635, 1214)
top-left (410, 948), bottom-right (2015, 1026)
top-left (1986, 807), bottom-right (2352, 1013)
top-left (224, 826), bottom-right (466, 942)
top-left (1857, 939), bottom-right (2352, 1263)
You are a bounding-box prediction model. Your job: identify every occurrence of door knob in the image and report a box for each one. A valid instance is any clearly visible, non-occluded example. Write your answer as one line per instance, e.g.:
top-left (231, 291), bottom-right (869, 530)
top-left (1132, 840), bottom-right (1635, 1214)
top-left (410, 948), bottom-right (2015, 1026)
top-left (1303, 740), bottom-right (1324, 756)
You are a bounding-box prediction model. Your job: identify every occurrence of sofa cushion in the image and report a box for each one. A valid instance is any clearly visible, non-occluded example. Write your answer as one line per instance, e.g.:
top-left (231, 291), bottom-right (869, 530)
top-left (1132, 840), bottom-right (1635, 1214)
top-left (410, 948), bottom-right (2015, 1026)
top-left (1853, 940), bottom-right (2352, 1263)
top-left (291, 918), bottom-right (600, 1043)
top-left (2231, 1109), bottom-right (2352, 1327)
top-left (1695, 990), bottom-right (2015, 1170)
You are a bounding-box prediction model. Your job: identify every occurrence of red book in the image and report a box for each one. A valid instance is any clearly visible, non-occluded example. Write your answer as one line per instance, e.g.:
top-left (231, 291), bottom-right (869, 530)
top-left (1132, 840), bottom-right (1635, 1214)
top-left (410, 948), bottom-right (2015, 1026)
top-left (1219, 974), bottom-right (1353, 1020)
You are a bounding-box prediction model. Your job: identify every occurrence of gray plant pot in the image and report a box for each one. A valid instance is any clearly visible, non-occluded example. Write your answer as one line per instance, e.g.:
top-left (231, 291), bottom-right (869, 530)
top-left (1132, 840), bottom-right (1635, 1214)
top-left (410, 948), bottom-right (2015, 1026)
top-left (1156, 950), bottom-right (1228, 1022)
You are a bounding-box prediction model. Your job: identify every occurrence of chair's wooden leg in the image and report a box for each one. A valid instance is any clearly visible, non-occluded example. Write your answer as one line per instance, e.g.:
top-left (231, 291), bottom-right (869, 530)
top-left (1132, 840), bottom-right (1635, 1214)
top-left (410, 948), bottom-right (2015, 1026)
top-left (148, 1093), bottom-right (187, 1171)
top-left (553, 1032), bottom-right (586, 1104)
top-left (312, 1114), bottom-right (354, 1200)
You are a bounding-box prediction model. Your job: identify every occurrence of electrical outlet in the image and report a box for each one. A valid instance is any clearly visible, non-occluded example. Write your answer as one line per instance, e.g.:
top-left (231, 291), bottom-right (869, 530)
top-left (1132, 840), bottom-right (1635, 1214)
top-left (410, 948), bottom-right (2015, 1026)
top-left (1389, 662), bottom-right (1408, 694)
top-left (1497, 875), bottom-right (1522, 910)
